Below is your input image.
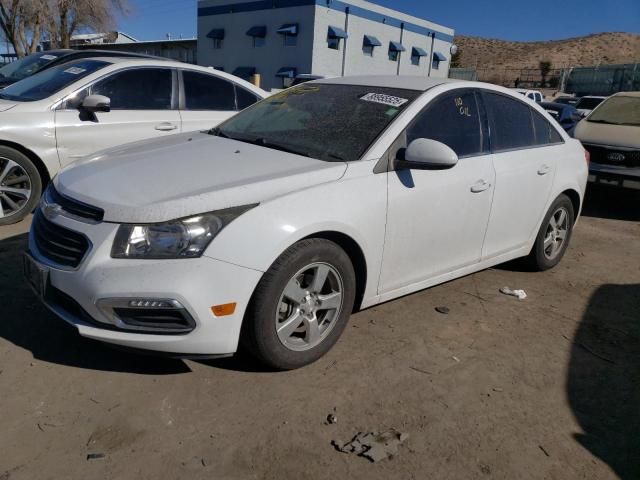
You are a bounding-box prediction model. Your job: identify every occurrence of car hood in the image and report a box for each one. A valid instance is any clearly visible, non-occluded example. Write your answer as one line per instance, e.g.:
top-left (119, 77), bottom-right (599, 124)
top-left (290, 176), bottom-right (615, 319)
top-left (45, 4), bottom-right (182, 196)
top-left (54, 132), bottom-right (347, 223)
top-left (575, 120), bottom-right (640, 149)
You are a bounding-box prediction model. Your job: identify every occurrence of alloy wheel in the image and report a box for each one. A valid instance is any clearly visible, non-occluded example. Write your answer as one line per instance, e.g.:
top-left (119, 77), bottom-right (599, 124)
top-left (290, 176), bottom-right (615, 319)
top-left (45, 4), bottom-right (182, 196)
top-left (275, 262), bottom-right (344, 352)
top-left (543, 206), bottom-right (569, 260)
top-left (0, 157), bottom-right (32, 220)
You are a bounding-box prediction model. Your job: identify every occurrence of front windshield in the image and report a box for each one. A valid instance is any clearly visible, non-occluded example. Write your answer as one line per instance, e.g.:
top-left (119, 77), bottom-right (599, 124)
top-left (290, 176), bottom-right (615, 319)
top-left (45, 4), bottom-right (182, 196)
top-left (0, 59), bottom-right (109, 102)
top-left (214, 84), bottom-right (420, 162)
top-left (588, 96), bottom-right (640, 126)
top-left (0, 52), bottom-right (61, 82)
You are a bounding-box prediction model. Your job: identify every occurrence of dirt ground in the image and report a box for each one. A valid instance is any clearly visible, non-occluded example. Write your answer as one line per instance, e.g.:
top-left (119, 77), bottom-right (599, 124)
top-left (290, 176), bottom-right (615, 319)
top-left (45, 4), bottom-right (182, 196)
top-left (0, 184), bottom-right (638, 480)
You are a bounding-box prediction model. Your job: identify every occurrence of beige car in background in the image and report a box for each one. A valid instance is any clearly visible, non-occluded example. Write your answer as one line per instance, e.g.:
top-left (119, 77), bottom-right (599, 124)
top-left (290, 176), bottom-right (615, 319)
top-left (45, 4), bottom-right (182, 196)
top-left (574, 91), bottom-right (640, 190)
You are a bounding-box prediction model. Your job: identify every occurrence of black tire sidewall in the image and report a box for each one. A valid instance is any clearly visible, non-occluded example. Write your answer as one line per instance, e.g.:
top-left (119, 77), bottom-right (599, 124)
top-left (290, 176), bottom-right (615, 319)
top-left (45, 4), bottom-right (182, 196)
top-left (531, 194), bottom-right (575, 271)
top-left (0, 146), bottom-right (42, 226)
top-left (244, 238), bottom-right (356, 370)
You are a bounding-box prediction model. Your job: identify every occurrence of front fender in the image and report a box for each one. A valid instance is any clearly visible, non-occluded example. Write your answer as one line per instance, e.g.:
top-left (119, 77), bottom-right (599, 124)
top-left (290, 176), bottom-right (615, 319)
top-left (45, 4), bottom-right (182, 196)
top-left (203, 161), bottom-right (387, 304)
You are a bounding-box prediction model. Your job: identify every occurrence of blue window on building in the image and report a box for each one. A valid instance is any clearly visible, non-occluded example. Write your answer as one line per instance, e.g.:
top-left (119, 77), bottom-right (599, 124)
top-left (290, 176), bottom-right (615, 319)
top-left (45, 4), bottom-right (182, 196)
top-left (277, 24), bottom-right (298, 47)
top-left (411, 47), bottom-right (428, 66)
top-left (432, 51), bottom-right (446, 70)
top-left (328, 26), bottom-right (347, 50)
top-left (276, 67), bottom-right (297, 88)
top-left (207, 29), bottom-right (224, 49)
top-left (389, 41), bottom-right (405, 62)
top-left (362, 35), bottom-right (381, 57)
top-left (247, 25), bottom-right (266, 48)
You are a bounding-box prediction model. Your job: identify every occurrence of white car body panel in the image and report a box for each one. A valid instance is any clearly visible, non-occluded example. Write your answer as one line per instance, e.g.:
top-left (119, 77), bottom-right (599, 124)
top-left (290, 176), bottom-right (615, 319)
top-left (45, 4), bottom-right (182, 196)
top-left (0, 58), bottom-right (267, 180)
top-left (30, 78), bottom-right (588, 355)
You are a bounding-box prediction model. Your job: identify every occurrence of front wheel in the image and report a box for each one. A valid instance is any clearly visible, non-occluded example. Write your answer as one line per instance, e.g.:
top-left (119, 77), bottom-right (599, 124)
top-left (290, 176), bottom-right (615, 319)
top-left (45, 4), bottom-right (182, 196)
top-left (527, 193), bottom-right (575, 271)
top-left (0, 146), bottom-right (42, 226)
top-left (242, 238), bottom-right (356, 370)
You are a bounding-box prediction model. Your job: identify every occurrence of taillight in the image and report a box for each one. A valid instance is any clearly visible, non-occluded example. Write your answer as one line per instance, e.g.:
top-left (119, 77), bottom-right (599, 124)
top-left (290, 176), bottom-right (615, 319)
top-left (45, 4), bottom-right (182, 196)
top-left (584, 149), bottom-right (590, 164)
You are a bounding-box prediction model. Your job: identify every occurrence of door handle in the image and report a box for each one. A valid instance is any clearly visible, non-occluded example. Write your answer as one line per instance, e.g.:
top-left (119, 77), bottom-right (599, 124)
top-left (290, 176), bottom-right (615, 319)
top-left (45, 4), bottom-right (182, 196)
top-left (470, 179), bottom-right (491, 193)
top-left (537, 164), bottom-right (551, 175)
top-left (155, 122), bottom-right (178, 131)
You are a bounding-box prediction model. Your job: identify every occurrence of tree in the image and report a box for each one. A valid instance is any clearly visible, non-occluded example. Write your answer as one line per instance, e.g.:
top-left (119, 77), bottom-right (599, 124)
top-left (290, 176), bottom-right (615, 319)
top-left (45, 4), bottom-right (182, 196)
top-left (539, 60), bottom-right (552, 87)
top-left (0, 0), bottom-right (48, 57)
top-left (48, 0), bottom-right (129, 49)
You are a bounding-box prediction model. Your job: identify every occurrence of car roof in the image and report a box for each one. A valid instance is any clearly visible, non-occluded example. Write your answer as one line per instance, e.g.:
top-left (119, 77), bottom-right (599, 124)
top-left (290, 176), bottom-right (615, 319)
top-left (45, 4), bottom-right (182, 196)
top-left (540, 101), bottom-right (573, 109)
top-left (314, 75), bottom-right (457, 91)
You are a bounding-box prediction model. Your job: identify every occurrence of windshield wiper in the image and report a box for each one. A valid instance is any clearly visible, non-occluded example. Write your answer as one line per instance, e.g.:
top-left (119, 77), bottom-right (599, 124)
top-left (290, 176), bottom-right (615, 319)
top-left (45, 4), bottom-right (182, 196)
top-left (246, 137), bottom-right (312, 158)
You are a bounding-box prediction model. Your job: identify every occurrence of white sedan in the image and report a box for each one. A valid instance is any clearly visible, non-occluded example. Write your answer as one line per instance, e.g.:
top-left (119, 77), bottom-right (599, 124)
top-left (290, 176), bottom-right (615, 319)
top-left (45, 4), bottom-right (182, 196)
top-left (25, 76), bottom-right (588, 369)
top-left (0, 57), bottom-right (267, 225)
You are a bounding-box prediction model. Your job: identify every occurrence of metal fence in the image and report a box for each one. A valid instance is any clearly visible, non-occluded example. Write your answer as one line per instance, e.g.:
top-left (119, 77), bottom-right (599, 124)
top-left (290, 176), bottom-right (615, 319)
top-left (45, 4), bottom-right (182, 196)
top-left (564, 64), bottom-right (640, 96)
top-left (449, 63), bottom-right (640, 96)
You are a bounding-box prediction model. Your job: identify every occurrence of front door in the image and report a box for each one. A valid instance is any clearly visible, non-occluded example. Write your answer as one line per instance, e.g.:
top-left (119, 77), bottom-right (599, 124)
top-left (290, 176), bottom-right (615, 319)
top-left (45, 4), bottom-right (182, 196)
top-left (55, 67), bottom-right (181, 167)
top-left (380, 89), bottom-right (495, 294)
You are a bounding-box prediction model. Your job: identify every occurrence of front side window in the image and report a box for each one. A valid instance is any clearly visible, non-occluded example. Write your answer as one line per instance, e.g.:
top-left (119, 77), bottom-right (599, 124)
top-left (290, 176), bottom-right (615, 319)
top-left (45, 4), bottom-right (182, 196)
top-left (236, 87), bottom-right (260, 110)
top-left (407, 90), bottom-right (487, 158)
top-left (587, 96), bottom-right (640, 126)
top-left (483, 92), bottom-right (536, 151)
top-left (0, 59), bottom-right (109, 102)
top-left (183, 71), bottom-right (235, 111)
top-left (92, 68), bottom-right (172, 110)
top-left (215, 84), bottom-right (420, 162)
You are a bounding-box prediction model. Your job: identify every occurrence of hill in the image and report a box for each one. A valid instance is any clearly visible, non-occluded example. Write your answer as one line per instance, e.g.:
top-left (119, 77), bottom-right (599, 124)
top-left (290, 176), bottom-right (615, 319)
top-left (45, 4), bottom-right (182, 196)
top-left (454, 32), bottom-right (640, 71)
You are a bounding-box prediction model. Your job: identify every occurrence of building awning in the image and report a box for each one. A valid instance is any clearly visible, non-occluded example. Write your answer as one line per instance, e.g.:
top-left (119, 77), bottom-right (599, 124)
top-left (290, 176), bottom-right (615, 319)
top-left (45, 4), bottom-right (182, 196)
top-left (389, 41), bottom-right (406, 52)
top-left (246, 26), bottom-right (266, 37)
top-left (328, 26), bottom-right (348, 39)
top-left (276, 67), bottom-right (297, 78)
top-left (411, 47), bottom-right (428, 57)
top-left (433, 51), bottom-right (447, 61)
top-left (277, 24), bottom-right (298, 35)
top-left (206, 28), bottom-right (225, 39)
top-left (233, 67), bottom-right (256, 79)
top-left (363, 35), bottom-right (382, 47)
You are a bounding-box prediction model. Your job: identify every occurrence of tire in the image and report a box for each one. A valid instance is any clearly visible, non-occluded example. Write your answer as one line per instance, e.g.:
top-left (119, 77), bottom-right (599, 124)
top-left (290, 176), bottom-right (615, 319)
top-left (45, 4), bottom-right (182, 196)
top-left (0, 146), bottom-right (42, 226)
top-left (242, 238), bottom-right (356, 370)
top-left (527, 193), bottom-right (575, 271)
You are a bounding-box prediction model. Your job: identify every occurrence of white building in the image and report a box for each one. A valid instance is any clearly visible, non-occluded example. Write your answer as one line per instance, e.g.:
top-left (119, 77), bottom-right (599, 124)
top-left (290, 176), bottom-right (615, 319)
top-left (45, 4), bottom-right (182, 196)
top-left (197, 0), bottom-right (455, 90)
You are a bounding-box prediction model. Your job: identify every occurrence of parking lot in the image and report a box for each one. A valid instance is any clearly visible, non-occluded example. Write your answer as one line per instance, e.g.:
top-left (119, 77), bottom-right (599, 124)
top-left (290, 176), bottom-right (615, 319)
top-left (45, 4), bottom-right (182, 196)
top-left (0, 183), bottom-right (637, 480)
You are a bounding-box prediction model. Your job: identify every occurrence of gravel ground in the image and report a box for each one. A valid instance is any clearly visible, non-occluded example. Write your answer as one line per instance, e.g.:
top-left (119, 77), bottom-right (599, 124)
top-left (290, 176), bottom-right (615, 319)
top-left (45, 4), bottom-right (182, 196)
top-left (0, 184), bottom-right (638, 480)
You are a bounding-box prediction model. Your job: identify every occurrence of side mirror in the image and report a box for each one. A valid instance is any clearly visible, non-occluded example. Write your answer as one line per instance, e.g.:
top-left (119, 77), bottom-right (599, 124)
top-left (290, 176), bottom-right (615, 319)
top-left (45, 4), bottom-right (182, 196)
top-left (396, 139), bottom-right (459, 170)
top-left (81, 94), bottom-right (111, 113)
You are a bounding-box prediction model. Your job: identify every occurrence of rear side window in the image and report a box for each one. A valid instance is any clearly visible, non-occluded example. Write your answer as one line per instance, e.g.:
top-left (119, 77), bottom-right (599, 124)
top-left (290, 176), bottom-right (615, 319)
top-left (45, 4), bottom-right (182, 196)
top-left (407, 90), bottom-right (487, 158)
top-left (92, 68), bottom-right (172, 110)
top-left (532, 109), bottom-right (563, 145)
top-left (483, 92), bottom-right (536, 151)
top-left (236, 87), bottom-right (260, 110)
top-left (183, 70), bottom-right (236, 111)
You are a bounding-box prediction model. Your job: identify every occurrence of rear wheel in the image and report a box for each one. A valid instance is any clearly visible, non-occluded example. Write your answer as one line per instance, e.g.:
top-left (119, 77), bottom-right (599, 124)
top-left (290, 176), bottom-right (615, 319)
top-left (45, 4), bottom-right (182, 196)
top-left (242, 238), bottom-right (356, 370)
top-left (0, 147), bottom-right (42, 226)
top-left (527, 193), bottom-right (575, 271)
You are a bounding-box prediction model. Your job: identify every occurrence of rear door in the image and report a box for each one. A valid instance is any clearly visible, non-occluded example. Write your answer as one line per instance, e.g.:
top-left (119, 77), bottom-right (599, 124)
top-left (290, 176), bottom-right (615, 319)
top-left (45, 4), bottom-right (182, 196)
top-left (481, 91), bottom-right (564, 259)
top-left (179, 70), bottom-right (261, 133)
top-left (55, 67), bottom-right (180, 166)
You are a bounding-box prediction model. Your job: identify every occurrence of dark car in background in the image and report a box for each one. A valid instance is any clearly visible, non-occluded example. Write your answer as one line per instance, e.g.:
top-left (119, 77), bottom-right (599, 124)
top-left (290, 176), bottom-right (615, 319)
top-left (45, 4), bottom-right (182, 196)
top-left (0, 49), bottom-right (158, 88)
top-left (540, 101), bottom-right (582, 136)
top-left (553, 96), bottom-right (579, 106)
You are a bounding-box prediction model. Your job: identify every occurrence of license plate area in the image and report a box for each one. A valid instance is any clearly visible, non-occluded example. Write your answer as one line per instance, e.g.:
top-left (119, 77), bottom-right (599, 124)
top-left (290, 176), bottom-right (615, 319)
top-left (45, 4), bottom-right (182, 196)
top-left (23, 253), bottom-right (49, 298)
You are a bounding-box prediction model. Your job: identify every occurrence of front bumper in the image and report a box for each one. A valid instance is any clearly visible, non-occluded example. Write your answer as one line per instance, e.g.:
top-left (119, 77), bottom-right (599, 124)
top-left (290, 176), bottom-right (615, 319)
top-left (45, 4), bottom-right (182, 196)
top-left (588, 163), bottom-right (640, 190)
top-left (27, 213), bottom-right (263, 355)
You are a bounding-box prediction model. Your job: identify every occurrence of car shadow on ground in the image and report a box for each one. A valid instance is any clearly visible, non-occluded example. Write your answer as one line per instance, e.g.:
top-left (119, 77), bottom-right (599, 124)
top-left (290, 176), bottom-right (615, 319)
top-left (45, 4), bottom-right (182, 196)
top-left (0, 233), bottom-right (191, 375)
top-left (581, 184), bottom-right (640, 222)
top-left (567, 283), bottom-right (640, 479)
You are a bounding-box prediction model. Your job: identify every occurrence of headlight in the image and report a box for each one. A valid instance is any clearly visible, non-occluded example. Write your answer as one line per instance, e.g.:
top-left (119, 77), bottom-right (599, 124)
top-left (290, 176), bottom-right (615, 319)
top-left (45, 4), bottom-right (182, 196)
top-left (111, 205), bottom-right (257, 259)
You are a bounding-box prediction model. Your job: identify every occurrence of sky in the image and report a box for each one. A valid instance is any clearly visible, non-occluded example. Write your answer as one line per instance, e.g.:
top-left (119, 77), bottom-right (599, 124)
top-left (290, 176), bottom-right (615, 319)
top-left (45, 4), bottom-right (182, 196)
top-left (120, 0), bottom-right (640, 42)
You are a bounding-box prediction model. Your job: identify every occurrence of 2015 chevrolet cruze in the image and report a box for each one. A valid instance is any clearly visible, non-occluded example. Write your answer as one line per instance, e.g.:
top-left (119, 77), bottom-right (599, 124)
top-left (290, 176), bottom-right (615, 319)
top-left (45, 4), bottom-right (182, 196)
top-left (25, 76), bottom-right (588, 370)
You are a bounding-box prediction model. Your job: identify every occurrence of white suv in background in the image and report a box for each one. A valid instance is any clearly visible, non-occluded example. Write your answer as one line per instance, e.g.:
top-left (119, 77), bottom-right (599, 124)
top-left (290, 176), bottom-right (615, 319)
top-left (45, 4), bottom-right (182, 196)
top-left (0, 57), bottom-right (267, 225)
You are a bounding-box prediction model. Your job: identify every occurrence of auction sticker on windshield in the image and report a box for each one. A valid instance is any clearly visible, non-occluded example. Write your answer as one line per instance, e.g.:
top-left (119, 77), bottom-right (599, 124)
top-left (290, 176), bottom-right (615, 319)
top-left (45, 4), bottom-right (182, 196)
top-left (64, 67), bottom-right (86, 75)
top-left (360, 92), bottom-right (409, 108)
